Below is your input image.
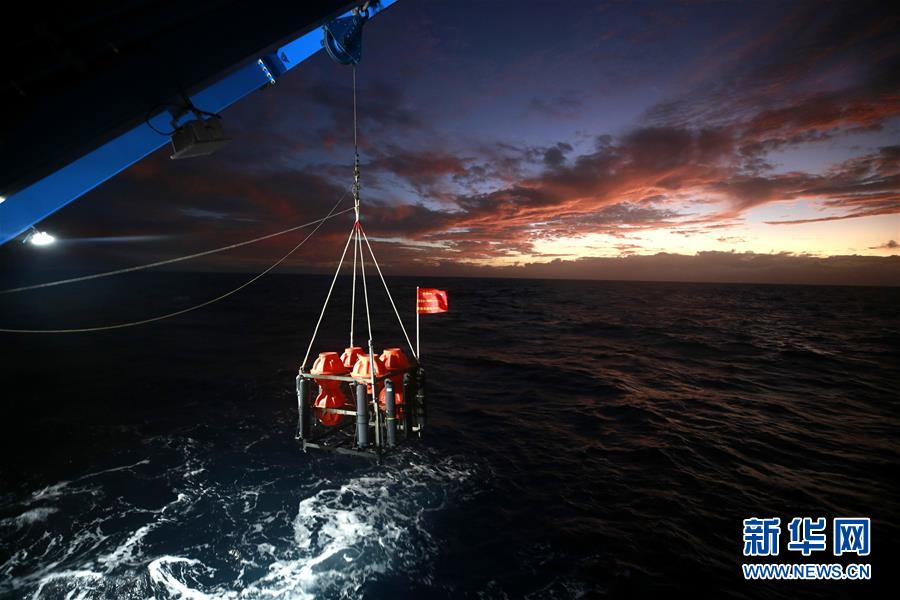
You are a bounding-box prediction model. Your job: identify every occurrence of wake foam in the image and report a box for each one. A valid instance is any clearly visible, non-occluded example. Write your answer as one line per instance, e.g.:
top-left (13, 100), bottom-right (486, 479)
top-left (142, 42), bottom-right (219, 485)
top-left (9, 448), bottom-right (477, 600)
top-left (223, 453), bottom-right (475, 599)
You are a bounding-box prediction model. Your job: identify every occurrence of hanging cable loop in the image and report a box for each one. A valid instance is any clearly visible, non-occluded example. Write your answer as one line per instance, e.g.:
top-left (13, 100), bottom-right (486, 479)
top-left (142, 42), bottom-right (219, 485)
top-left (0, 192), bottom-right (353, 296)
top-left (0, 194), bottom-right (351, 334)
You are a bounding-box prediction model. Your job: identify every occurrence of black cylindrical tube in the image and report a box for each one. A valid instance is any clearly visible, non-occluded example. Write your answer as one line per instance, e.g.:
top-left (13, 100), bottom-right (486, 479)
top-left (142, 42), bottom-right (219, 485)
top-left (402, 372), bottom-right (414, 440)
top-left (355, 382), bottom-right (369, 447)
top-left (384, 378), bottom-right (397, 447)
top-left (296, 375), bottom-right (311, 441)
top-left (415, 368), bottom-right (427, 434)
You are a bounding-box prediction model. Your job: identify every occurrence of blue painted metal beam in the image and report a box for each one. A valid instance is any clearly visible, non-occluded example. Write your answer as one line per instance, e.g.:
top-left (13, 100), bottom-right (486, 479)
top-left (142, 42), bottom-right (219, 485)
top-left (0, 1), bottom-right (396, 245)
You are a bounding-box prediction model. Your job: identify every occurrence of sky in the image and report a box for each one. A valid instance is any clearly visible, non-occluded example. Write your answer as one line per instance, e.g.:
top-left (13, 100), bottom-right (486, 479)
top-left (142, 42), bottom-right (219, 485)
top-left (3, 0), bottom-right (899, 285)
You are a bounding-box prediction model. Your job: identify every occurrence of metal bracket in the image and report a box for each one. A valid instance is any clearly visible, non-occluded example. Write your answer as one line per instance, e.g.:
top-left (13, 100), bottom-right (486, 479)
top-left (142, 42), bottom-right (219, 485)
top-left (321, 4), bottom-right (372, 65)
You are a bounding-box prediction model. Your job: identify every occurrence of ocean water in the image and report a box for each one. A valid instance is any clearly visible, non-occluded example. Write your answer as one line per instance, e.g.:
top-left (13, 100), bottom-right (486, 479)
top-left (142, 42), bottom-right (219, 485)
top-left (0, 274), bottom-right (897, 599)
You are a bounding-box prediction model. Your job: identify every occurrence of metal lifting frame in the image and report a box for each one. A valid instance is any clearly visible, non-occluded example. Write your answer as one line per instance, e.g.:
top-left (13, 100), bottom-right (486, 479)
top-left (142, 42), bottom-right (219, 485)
top-left (295, 362), bottom-right (423, 462)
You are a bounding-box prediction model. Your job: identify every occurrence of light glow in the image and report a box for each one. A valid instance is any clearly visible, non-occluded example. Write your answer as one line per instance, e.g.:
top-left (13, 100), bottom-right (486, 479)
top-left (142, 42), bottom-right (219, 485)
top-left (30, 231), bottom-right (55, 246)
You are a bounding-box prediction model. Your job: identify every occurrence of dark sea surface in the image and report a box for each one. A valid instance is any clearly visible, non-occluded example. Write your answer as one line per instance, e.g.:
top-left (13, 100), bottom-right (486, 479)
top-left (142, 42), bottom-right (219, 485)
top-left (0, 274), bottom-right (898, 599)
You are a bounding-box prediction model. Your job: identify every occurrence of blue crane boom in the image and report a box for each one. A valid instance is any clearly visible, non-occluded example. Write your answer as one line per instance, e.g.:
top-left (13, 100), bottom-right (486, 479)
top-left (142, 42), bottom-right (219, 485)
top-left (0, 1), bottom-right (396, 245)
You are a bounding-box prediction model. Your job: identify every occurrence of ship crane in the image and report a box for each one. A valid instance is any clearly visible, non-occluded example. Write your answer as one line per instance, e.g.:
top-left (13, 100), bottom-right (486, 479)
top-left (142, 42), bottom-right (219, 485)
top-left (0, 1), bottom-right (398, 245)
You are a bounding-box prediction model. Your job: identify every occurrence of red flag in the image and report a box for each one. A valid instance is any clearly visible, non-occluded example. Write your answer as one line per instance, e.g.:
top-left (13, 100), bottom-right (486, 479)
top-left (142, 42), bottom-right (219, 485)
top-left (417, 288), bottom-right (448, 314)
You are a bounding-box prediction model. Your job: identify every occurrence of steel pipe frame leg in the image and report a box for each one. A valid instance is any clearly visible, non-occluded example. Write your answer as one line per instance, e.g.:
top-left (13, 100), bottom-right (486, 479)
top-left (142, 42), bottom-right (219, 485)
top-left (415, 367), bottom-right (426, 437)
top-left (296, 375), bottom-right (311, 445)
top-left (384, 378), bottom-right (397, 448)
top-left (402, 372), bottom-right (413, 440)
top-left (355, 382), bottom-right (369, 448)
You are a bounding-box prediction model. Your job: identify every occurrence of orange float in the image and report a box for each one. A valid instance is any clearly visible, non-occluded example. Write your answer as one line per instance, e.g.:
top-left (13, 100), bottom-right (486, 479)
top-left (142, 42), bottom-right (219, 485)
top-left (310, 352), bottom-right (350, 426)
top-left (351, 353), bottom-right (387, 394)
top-left (378, 348), bottom-right (411, 415)
top-left (340, 346), bottom-right (365, 369)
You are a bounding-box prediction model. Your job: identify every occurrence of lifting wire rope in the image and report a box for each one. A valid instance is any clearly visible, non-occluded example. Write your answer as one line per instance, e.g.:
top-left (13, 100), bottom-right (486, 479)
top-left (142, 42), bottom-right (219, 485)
top-left (0, 194), bottom-right (352, 334)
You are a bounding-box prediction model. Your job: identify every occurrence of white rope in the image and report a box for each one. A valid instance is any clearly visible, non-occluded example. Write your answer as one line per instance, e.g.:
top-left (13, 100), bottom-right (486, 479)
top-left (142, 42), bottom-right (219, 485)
top-left (358, 227), bottom-right (374, 359)
top-left (357, 224), bottom-right (381, 447)
top-left (0, 196), bottom-right (354, 295)
top-left (360, 226), bottom-right (418, 361)
top-left (350, 222), bottom-right (359, 348)
top-left (0, 197), bottom-right (351, 334)
top-left (300, 223), bottom-right (357, 370)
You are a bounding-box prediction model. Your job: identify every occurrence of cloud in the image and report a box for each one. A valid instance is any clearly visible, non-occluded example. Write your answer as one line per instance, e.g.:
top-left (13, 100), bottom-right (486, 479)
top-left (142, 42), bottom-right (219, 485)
top-left (360, 128), bottom-right (894, 243)
top-left (542, 142), bottom-right (573, 167)
top-left (869, 240), bottom-right (898, 250)
top-left (527, 94), bottom-right (584, 119)
top-left (645, 1), bottom-right (900, 133)
top-left (366, 145), bottom-right (471, 196)
top-left (759, 148), bottom-right (900, 223)
top-left (320, 127), bottom-right (897, 267)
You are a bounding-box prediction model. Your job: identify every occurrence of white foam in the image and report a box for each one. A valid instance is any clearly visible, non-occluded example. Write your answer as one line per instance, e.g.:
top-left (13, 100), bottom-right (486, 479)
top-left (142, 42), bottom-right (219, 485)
top-left (147, 556), bottom-right (234, 600)
top-left (232, 453), bottom-right (476, 599)
top-left (29, 569), bottom-right (103, 600)
top-left (77, 459), bottom-right (152, 481)
top-left (31, 481), bottom-right (71, 502)
top-left (97, 491), bottom-right (192, 571)
top-left (1, 507), bottom-right (59, 529)
top-left (6, 444), bottom-right (478, 600)
top-left (97, 524), bottom-right (154, 569)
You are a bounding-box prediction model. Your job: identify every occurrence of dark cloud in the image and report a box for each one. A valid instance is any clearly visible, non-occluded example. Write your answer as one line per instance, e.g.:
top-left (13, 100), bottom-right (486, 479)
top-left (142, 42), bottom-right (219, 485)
top-left (644, 0), bottom-right (900, 173)
top-left (528, 94), bottom-right (584, 119)
top-left (758, 149), bottom-right (900, 224)
top-left (366, 144), bottom-right (470, 196)
top-left (542, 142), bottom-right (573, 168)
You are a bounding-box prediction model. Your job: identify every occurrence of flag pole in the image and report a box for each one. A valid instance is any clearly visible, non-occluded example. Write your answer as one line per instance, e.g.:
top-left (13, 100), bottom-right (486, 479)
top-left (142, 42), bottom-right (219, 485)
top-left (416, 286), bottom-right (420, 360)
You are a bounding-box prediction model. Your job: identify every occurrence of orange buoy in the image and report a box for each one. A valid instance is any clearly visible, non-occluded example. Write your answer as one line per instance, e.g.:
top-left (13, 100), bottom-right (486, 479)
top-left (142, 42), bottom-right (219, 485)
top-left (310, 352), bottom-right (350, 426)
top-left (351, 353), bottom-right (387, 394)
top-left (380, 347), bottom-right (411, 373)
top-left (340, 346), bottom-right (365, 369)
top-left (378, 348), bottom-right (411, 416)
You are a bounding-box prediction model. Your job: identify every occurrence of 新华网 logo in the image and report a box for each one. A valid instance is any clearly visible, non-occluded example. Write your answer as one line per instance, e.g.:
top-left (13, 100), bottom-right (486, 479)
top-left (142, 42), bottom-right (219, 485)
top-left (741, 516), bottom-right (871, 581)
